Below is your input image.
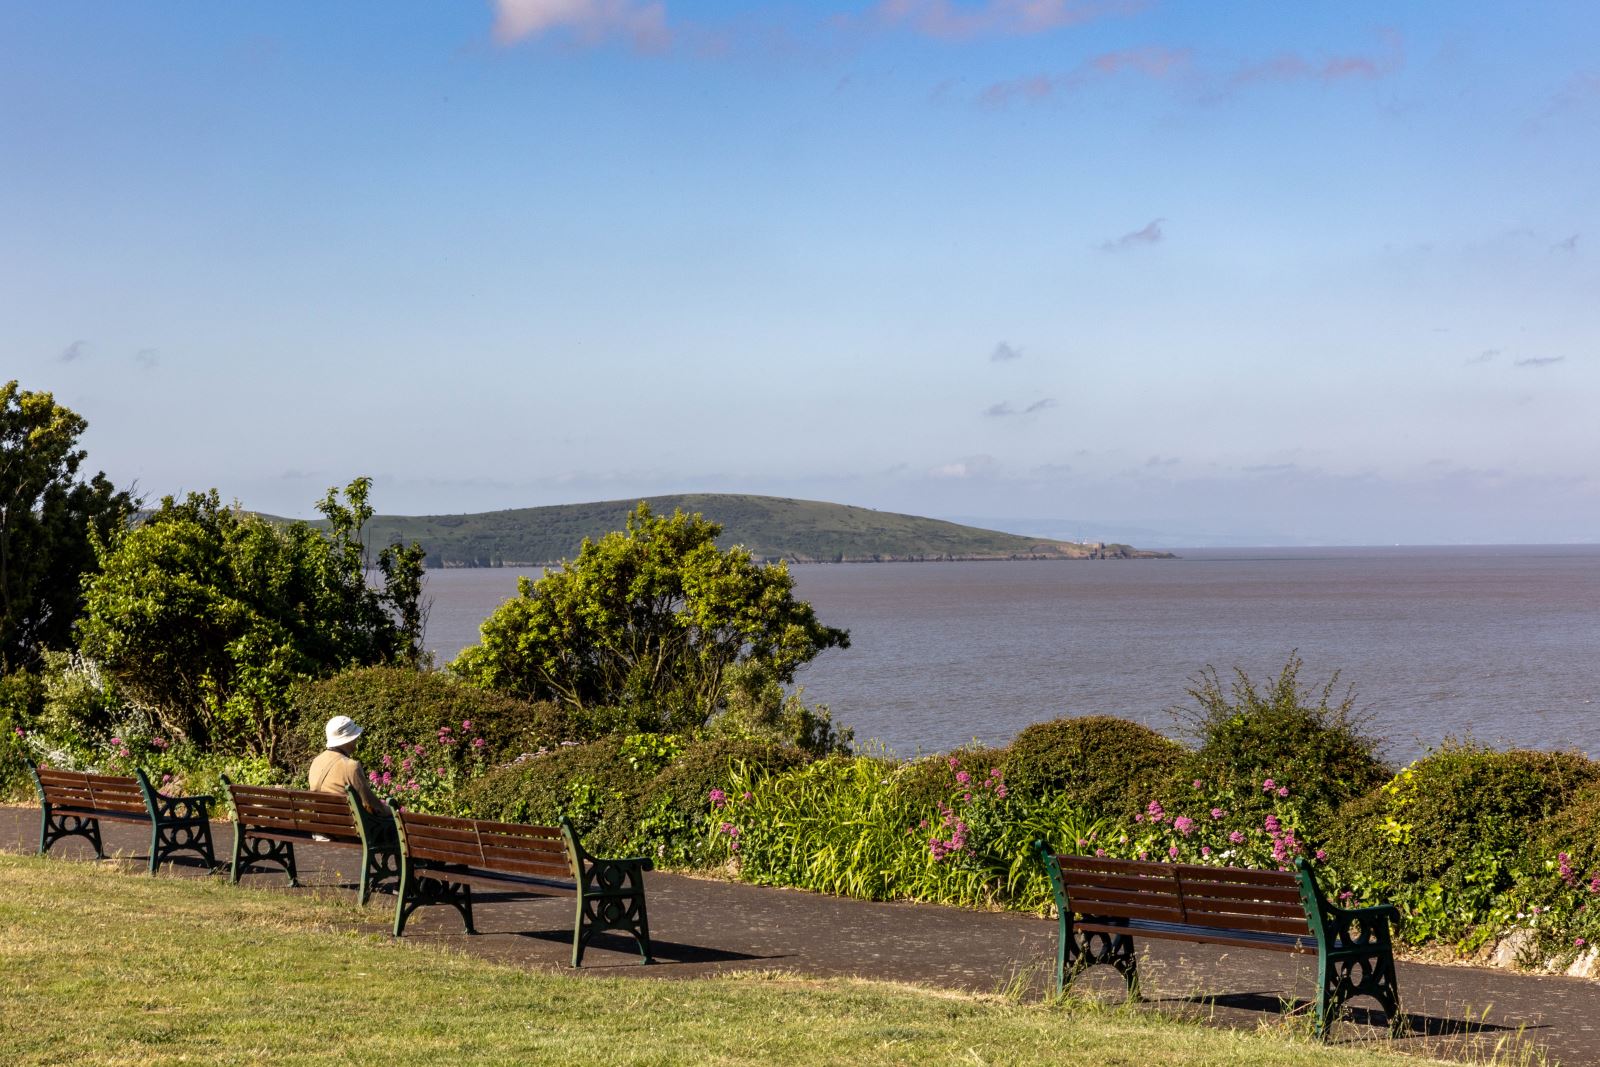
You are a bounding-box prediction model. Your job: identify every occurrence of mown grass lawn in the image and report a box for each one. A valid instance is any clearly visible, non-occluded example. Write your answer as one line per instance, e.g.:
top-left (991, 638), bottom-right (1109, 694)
top-left (0, 852), bottom-right (1444, 1067)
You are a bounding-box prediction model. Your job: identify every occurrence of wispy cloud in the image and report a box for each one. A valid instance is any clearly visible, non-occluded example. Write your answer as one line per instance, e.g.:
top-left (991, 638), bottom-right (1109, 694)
top-left (1514, 356), bottom-right (1566, 368)
top-left (984, 398), bottom-right (1056, 417)
top-left (134, 348), bottom-right (160, 371)
top-left (979, 46), bottom-right (1189, 107)
top-left (491, 0), bottom-right (669, 51)
top-left (1145, 455), bottom-right (1180, 468)
top-left (1098, 218), bottom-right (1164, 252)
top-left (1465, 349), bottom-right (1499, 366)
top-left (1551, 233), bottom-right (1579, 253)
top-left (990, 341), bottom-right (1022, 362)
top-left (58, 340), bottom-right (88, 363)
top-left (1221, 30), bottom-right (1403, 93)
top-left (872, 0), bottom-right (1143, 42)
top-left (930, 454), bottom-right (997, 479)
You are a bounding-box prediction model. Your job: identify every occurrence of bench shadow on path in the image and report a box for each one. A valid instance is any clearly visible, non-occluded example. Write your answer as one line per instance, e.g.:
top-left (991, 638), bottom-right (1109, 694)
top-left (1165, 991), bottom-right (1541, 1039)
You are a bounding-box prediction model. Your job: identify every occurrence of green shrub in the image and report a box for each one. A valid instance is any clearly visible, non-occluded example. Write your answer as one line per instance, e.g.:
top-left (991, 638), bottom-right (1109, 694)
top-left (1175, 654), bottom-right (1389, 831)
top-left (0, 669), bottom-right (44, 798)
top-left (458, 736), bottom-right (650, 852)
top-left (1005, 716), bottom-right (1183, 820)
top-left (1323, 744), bottom-right (1600, 944)
top-left (632, 738), bottom-right (812, 864)
top-left (286, 666), bottom-right (586, 776)
top-left (894, 746), bottom-right (1011, 817)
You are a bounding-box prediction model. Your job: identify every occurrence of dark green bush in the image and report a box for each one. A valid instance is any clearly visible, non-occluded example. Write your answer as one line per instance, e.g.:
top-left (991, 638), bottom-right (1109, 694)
top-left (458, 736), bottom-right (650, 852)
top-left (1005, 715), bottom-right (1183, 820)
top-left (894, 746), bottom-right (1011, 817)
top-left (1534, 785), bottom-right (1600, 880)
top-left (1176, 654), bottom-right (1389, 829)
top-left (1323, 744), bottom-right (1600, 943)
top-left (285, 666), bottom-right (586, 774)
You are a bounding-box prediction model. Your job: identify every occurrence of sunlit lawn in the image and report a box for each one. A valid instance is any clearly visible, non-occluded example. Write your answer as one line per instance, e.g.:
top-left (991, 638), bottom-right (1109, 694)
top-left (0, 851), bottom-right (1448, 1066)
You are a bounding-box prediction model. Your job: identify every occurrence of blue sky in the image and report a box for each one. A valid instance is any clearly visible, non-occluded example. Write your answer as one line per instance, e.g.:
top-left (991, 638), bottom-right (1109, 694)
top-left (4, 1), bottom-right (1597, 544)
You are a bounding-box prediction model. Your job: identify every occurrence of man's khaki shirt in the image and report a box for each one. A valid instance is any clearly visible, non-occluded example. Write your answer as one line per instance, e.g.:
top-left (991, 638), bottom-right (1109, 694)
top-left (308, 749), bottom-right (383, 812)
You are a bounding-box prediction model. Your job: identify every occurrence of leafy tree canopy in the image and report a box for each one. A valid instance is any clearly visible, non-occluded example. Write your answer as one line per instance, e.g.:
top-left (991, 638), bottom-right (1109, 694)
top-left (0, 381), bottom-right (134, 672)
top-left (77, 478), bottom-right (425, 760)
top-left (450, 502), bottom-right (849, 734)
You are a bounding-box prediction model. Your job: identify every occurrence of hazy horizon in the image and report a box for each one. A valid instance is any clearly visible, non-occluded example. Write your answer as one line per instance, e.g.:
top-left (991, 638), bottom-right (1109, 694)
top-left (6, 2), bottom-right (1596, 545)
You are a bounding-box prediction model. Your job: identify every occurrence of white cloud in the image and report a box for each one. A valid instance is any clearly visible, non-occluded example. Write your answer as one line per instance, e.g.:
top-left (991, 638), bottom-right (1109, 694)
top-left (491, 0), bottom-right (669, 50)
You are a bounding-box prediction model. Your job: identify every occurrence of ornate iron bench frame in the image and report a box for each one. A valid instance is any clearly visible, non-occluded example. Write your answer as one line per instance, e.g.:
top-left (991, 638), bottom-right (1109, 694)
top-left (220, 777), bottom-right (400, 905)
top-left (28, 759), bottom-right (217, 875)
top-left (391, 810), bottom-right (653, 967)
top-left (1035, 844), bottom-right (1402, 1039)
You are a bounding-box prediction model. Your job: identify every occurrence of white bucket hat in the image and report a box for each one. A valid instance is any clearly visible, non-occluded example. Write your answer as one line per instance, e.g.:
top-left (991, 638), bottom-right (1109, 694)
top-left (325, 715), bottom-right (363, 748)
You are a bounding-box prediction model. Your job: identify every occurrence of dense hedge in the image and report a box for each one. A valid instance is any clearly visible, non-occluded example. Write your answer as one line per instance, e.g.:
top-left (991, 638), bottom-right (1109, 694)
top-left (285, 666), bottom-right (586, 775)
top-left (1322, 745), bottom-right (1600, 943)
top-left (1005, 716), bottom-right (1183, 819)
top-left (461, 734), bottom-right (812, 860)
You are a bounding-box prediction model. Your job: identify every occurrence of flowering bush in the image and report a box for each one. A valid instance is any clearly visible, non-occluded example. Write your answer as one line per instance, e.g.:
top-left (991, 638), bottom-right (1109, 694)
top-left (366, 720), bottom-right (492, 814)
top-left (1321, 744), bottom-right (1600, 945)
top-left (706, 753), bottom-right (1110, 911)
top-left (1093, 773), bottom-right (1330, 875)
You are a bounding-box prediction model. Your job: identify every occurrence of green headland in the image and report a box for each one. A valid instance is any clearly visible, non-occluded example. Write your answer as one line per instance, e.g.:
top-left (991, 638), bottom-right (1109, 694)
top-left (349, 493), bottom-right (1173, 568)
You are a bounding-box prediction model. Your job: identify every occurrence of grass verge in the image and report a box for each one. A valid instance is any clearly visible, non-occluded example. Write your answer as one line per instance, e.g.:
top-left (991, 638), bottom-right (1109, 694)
top-left (0, 852), bottom-right (1444, 1066)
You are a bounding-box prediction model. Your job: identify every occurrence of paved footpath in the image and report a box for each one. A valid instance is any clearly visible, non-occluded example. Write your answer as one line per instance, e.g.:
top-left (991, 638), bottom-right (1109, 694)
top-left (5, 805), bottom-right (1596, 1066)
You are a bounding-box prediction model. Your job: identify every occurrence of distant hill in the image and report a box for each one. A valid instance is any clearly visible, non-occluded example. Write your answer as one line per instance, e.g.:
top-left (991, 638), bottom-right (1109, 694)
top-left (341, 494), bottom-right (1173, 568)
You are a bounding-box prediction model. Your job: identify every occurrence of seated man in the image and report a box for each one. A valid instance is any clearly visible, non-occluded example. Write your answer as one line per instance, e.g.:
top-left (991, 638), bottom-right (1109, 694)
top-left (309, 714), bottom-right (385, 813)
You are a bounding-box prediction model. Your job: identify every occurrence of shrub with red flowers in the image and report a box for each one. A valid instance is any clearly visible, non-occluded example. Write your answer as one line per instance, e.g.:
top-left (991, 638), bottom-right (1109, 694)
top-left (366, 719), bottom-right (492, 814)
top-left (1096, 773), bottom-right (1328, 875)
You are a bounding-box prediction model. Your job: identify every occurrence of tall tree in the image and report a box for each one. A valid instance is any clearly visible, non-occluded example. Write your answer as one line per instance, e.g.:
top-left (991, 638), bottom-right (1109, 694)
top-left (450, 502), bottom-right (849, 733)
top-left (0, 381), bottom-right (133, 672)
top-left (78, 478), bottom-right (425, 760)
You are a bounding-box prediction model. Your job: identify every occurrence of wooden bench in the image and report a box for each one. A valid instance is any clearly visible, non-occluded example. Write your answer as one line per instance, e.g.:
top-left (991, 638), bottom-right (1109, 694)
top-left (1034, 845), bottom-right (1402, 1038)
top-left (27, 759), bottom-right (217, 875)
top-left (393, 810), bottom-right (652, 967)
top-left (222, 778), bottom-right (399, 905)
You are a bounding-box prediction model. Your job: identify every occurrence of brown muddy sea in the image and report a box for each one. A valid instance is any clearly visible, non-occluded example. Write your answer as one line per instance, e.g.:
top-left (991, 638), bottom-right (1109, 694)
top-left (418, 546), bottom-right (1600, 763)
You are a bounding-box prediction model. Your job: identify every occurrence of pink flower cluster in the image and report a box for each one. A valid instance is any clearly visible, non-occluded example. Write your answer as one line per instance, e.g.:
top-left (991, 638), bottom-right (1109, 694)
top-left (928, 802), bottom-right (969, 862)
top-left (708, 788), bottom-right (727, 809)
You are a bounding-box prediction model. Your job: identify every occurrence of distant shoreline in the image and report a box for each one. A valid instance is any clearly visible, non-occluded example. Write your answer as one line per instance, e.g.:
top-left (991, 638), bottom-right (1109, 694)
top-left (422, 551), bottom-right (1178, 569)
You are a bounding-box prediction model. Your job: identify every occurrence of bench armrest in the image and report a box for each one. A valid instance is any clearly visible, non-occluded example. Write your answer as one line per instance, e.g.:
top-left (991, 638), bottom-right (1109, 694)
top-left (591, 854), bottom-right (654, 873)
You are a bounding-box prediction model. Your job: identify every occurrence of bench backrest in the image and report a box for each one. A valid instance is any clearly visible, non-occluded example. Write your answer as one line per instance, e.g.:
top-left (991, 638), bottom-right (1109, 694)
top-left (1052, 854), bottom-right (1311, 939)
top-left (226, 783), bottom-right (360, 844)
top-left (33, 765), bottom-right (149, 817)
top-left (396, 810), bottom-right (573, 882)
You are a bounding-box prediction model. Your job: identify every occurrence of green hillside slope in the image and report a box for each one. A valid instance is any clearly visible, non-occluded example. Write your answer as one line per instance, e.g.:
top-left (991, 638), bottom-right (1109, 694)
top-left (348, 494), bottom-right (1171, 567)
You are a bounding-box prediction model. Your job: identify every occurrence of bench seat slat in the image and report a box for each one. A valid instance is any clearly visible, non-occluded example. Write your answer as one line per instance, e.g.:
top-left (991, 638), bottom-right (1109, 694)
top-left (409, 842), bottom-right (486, 867)
top-left (1077, 918), bottom-right (1317, 954)
top-left (1175, 881), bottom-right (1304, 907)
top-left (1178, 908), bottom-right (1310, 936)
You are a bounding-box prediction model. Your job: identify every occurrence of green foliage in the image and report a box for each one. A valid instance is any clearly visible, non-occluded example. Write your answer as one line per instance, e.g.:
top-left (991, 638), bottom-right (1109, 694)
top-left (632, 737), bottom-right (810, 864)
top-left (708, 753), bottom-right (1109, 912)
top-left (459, 736), bottom-right (651, 850)
top-left (0, 381), bottom-right (134, 673)
top-left (1175, 653), bottom-right (1389, 828)
top-left (1322, 744), bottom-right (1600, 944)
top-left (709, 664), bottom-right (853, 756)
top-left (1515, 787), bottom-right (1600, 962)
top-left (1005, 715), bottom-right (1184, 820)
top-left (77, 479), bottom-right (424, 761)
top-left (284, 666), bottom-right (584, 774)
top-left (450, 502), bottom-right (849, 734)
